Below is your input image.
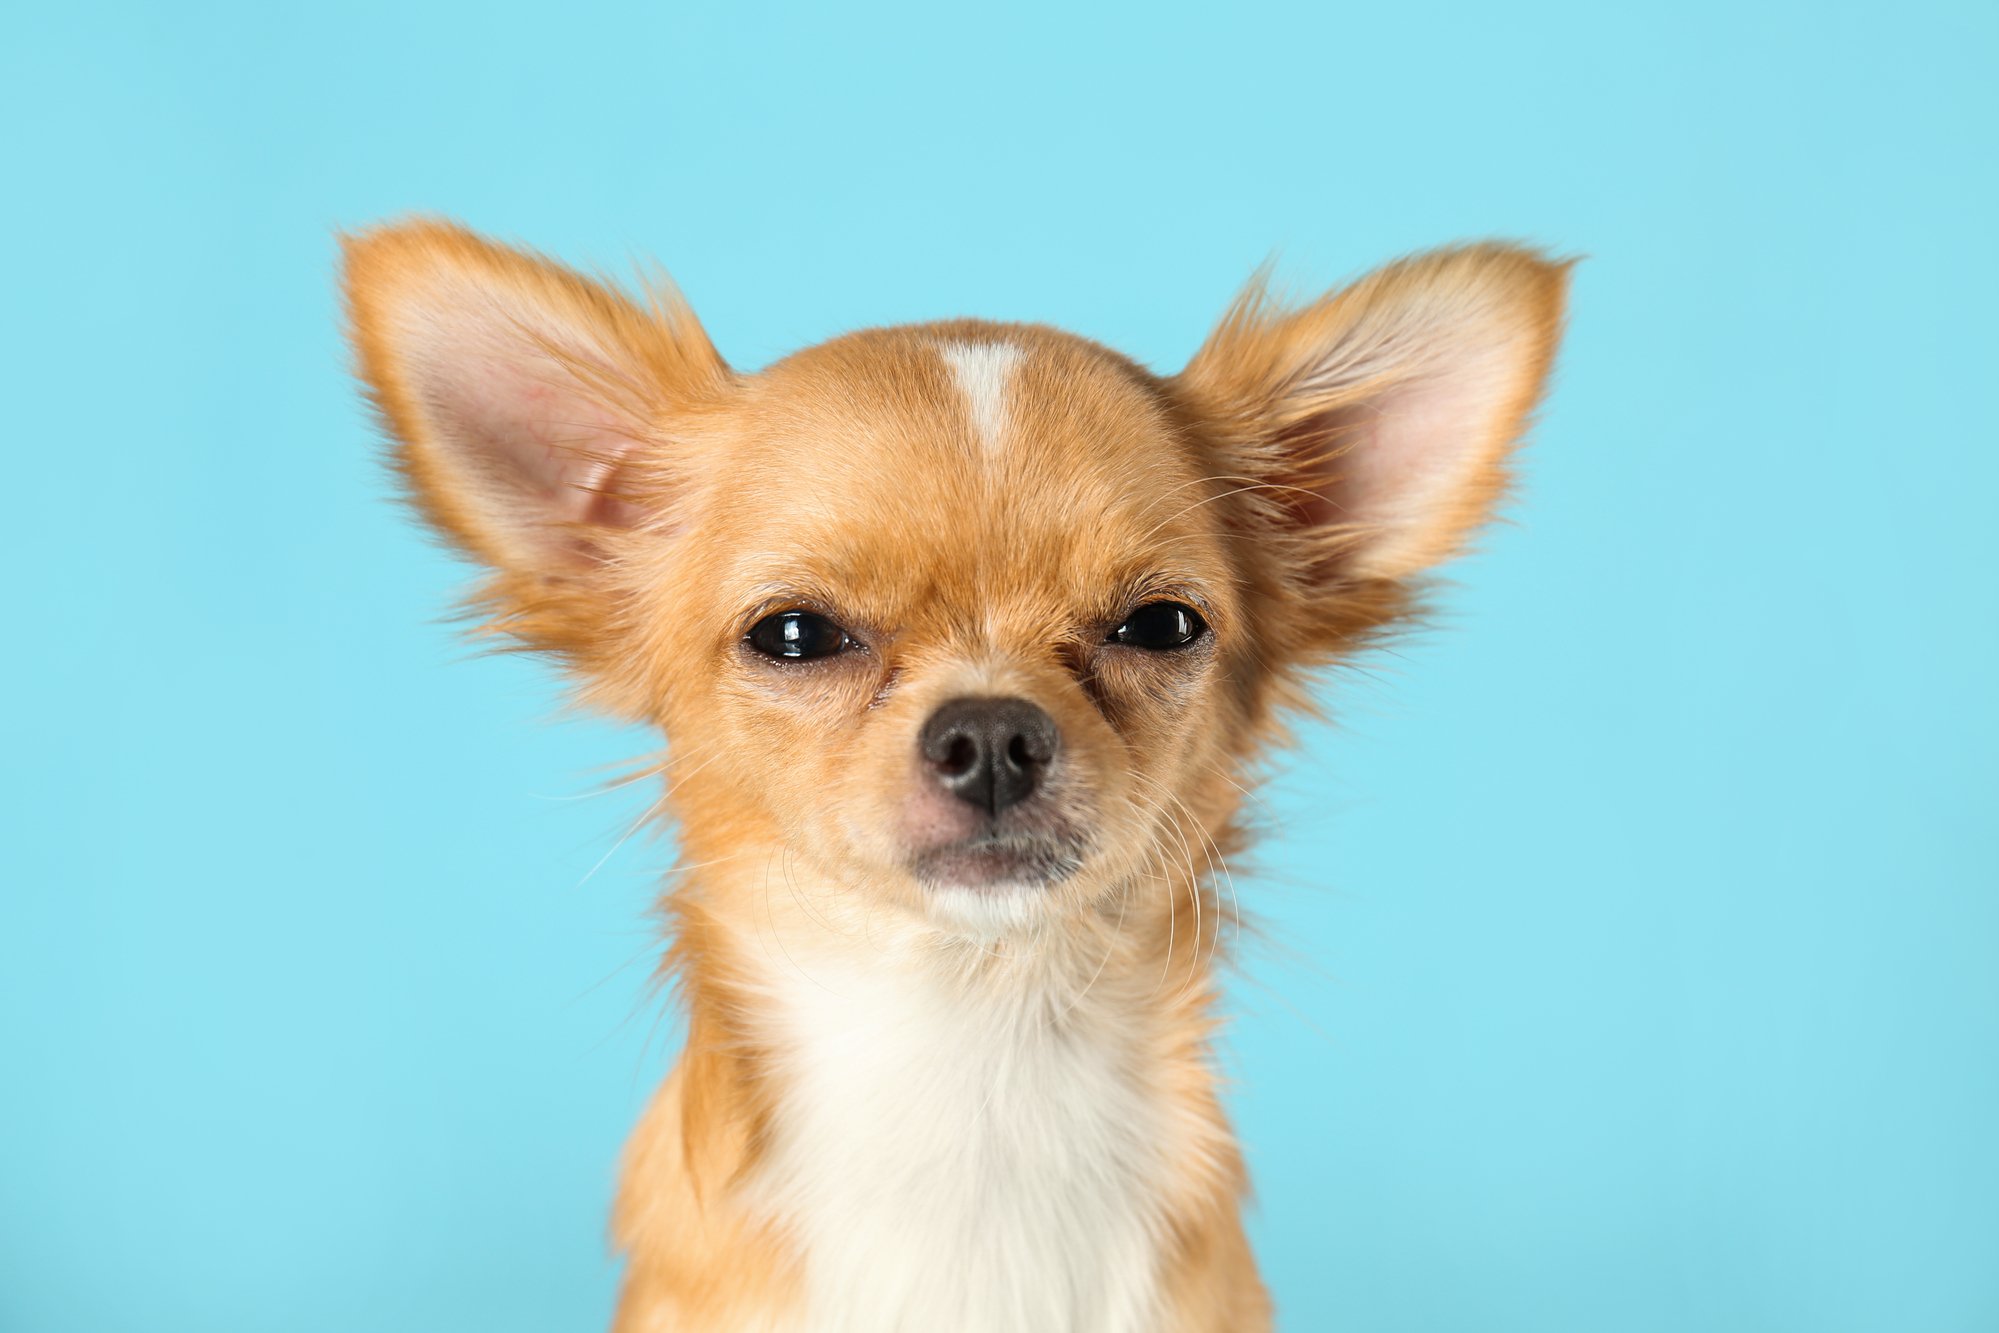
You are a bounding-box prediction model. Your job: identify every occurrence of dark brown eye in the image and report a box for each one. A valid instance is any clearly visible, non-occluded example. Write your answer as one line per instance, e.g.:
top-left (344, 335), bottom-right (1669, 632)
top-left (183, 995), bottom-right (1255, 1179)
top-left (1108, 601), bottom-right (1207, 650)
top-left (747, 610), bottom-right (852, 660)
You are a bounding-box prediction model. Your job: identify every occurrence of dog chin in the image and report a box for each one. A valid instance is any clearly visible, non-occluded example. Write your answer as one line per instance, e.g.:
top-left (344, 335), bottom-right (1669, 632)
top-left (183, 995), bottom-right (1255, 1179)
top-left (909, 839), bottom-right (1081, 934)
top-left (913, 837), bottom-right (1081, 893)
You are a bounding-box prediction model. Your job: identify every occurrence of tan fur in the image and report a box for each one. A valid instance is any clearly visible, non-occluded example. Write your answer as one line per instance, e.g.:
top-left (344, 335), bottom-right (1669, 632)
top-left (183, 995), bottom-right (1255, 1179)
top-left (339, 219), bottom-right (1568, 1331)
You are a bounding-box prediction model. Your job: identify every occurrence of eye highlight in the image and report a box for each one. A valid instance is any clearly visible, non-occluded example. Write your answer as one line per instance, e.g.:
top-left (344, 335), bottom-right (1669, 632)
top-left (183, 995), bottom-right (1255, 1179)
top-left (747, 610), bottom-right (853, 661)
top-left (1108, 601), bottom-right (1207, 651)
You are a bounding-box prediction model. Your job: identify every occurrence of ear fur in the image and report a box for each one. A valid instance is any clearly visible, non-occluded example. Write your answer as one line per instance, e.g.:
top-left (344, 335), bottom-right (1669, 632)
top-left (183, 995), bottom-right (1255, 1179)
top-left (339, 219), bottom-right (728, 649)
top-left (1177, 244), bottom-right (1570, 594)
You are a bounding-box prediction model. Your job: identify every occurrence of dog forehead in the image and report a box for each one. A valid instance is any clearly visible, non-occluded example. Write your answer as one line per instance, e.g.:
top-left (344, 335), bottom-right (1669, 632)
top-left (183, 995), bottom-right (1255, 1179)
top-left (699, 323), bottom-right (1226, 613)
top-left (740, 321), bottom-right (1193, 503)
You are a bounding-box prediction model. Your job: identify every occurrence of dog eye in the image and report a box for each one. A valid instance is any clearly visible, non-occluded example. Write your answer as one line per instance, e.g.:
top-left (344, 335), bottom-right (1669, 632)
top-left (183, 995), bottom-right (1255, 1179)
top-left (1108, 601), bottom-right (1207, 650)
top-left (747, 610), bottom-right (852, 660)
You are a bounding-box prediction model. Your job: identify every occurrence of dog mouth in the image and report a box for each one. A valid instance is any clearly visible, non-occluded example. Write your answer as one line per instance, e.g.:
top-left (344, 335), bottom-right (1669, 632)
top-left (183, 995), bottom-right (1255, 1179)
top-left (912, 835), bottom-right (1084, 890)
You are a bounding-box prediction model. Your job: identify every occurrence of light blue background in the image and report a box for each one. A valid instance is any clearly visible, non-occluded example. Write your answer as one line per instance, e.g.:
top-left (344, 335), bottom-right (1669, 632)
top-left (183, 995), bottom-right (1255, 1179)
top-left (4, 3), bottom-right (1994, 1330)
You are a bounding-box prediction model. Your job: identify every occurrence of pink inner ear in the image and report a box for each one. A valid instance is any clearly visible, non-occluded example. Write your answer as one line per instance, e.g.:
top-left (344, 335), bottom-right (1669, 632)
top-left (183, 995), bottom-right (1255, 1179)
top-left (1301, 341), bottom-right (1520, 579)
top-left (420, 333), bottom-right (650, 556)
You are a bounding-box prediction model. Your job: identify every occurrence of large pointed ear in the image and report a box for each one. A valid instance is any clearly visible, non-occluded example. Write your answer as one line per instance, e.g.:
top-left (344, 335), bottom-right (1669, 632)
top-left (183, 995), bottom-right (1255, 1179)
top-left (339, 219), bottom-right (728, 583)
top-left (1176, 244), bottom-right (1570, 588)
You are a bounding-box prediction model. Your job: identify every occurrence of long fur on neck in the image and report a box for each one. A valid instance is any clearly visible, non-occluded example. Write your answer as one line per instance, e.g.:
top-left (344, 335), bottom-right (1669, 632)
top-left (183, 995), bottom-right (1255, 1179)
top-left (610, 832), bottom-right (1269, 1333)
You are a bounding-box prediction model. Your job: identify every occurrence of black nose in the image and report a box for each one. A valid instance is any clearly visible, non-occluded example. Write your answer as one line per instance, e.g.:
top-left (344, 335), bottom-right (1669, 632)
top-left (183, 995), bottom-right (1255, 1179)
top-left (919, 697), bottom-right (1059, 815)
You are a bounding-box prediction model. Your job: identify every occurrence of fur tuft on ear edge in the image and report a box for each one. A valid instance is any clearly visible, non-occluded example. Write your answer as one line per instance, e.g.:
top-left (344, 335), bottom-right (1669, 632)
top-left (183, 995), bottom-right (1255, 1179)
top-left (339, 217), bottom-right (729, 582)
top-left (1177, 243), bottom-right (1572, 588)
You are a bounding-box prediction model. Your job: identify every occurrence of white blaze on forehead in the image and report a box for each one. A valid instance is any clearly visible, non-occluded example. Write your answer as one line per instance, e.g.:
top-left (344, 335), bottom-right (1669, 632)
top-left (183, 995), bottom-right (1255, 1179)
top-left (938, 340), bottom-right (1024, 452)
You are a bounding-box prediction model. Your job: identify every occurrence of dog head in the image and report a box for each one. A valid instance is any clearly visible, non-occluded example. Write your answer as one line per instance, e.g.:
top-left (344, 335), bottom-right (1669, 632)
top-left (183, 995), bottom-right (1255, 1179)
top-left (341, 222), bottom-right (1566, 932)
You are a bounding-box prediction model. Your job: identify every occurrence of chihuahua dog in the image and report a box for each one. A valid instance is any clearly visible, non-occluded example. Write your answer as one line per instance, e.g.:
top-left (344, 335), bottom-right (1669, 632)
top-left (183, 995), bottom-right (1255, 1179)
top-left (340, 221), bottom-right (1567, 1332)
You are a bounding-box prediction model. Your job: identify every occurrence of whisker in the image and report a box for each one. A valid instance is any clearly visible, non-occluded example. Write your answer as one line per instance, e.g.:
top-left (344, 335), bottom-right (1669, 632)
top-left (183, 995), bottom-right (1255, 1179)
top-left (1133, 773), bottom-right (1214, 1001)
top-left (575, 794), bottom-right (667, 890)
top-left (781, 838), bottom-right (848, 939)
top-left (761, 845), bottom-right (836, 996)
top-left (1126, 782), bottom-right (1194, 999)
top-left (1058, 873), bottom-right (1131, 1021)
top-left (529, 752), bottom-right (672, 802)
top-left (1136, 479), bottom-right (1337, 544)
top-left (571, 749), bottom-right (724, 891)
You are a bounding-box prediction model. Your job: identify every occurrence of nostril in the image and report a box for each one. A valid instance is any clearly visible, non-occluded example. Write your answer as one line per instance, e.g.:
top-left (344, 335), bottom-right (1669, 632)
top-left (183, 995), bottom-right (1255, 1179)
top-left (941, 734), bottom-right (978, 777)
top-left (1006, 733), bottom-right (1035, 771)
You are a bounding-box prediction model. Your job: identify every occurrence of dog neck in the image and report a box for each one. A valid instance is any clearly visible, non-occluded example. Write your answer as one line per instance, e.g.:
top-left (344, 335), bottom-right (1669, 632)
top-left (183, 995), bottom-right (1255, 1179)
top-left (614, 838), bottom-right (1249, 1332)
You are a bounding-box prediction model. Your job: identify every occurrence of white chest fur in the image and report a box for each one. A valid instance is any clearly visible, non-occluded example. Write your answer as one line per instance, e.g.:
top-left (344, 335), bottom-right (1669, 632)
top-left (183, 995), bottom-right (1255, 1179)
top-left (745, 934), bottom-right (1171, 1333)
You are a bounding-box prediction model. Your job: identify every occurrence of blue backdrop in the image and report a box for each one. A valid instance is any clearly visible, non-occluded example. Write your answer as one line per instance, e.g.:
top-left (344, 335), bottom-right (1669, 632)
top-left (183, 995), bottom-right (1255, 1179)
top-left (5, 3), bottom-right (1994, 1330)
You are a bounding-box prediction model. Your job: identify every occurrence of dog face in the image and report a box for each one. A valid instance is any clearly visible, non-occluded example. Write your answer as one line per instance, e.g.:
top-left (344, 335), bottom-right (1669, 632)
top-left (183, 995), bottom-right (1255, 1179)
top-left (341, 223), bottom-right (1566, 933)
top-left (626, 324), bottom-right (1255, 930)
